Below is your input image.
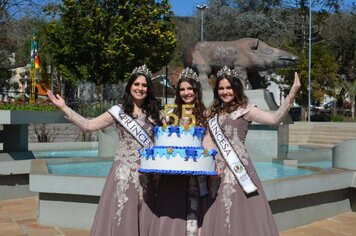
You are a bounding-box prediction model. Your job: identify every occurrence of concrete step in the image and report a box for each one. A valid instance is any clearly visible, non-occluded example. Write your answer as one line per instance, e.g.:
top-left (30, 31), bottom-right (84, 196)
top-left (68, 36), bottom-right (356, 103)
top-left (290, 125), bottom-right (356, 130)
top-left (290, 131), bottom-right (355, 135)
top-left (290, 136), bottom-right (354, 143)
top-left (299, 143), bottom-right (335, 149)
top-left (290, 134), bottom-right (355, 140)
top-left (291, 121), bottom-right (356, 126)
top-left (290, 131), bottom-right (356, 137)
top-left (288, 122), bottom-right (356, 149)
top-left (307, 140), bottom-right (341, 145)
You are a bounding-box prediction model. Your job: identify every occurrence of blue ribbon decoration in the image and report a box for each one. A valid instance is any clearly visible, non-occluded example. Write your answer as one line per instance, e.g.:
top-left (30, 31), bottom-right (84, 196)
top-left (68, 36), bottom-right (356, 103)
top-left (168, 126), bottom-right (180, 137)
top-left (210, 149), bottom-right (218, 156)
top-left (185, 149), bottom-right (198, 162)
top-left (193, 127), bottom-right (206, 140)
top-left (153, 126), bottom-right (160, 138)
top-left (145, 148), bottom-right (155, 160)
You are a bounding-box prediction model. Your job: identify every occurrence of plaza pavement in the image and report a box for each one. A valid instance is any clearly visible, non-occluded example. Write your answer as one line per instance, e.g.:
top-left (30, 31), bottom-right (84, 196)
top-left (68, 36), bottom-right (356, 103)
top-left (0, 196), bottom-right (356, 236)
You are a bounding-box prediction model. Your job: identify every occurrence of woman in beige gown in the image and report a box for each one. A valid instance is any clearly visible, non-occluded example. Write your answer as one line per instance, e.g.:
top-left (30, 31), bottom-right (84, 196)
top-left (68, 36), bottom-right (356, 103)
top-left (48, 65), bottom-right (162, 236)
top-left (201, 67), bottom-right (301, 236)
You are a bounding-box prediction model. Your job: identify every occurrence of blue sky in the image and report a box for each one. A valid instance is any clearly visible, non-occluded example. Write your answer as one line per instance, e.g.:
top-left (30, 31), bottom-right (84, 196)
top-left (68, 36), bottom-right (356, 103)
top-left (169, 0), bottom-right (354, 16)
top-left (170, 0), bottom-right (208, 16)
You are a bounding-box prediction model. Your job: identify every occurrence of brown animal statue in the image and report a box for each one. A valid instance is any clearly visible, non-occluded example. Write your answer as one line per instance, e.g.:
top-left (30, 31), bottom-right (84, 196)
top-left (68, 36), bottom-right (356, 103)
top-left (183, 38), bottom-right (298, 105)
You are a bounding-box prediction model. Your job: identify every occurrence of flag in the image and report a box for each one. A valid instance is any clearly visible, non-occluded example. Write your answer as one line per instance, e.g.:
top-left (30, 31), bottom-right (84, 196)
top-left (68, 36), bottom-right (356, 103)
top-left (31, 32), bottom-right (40, 70)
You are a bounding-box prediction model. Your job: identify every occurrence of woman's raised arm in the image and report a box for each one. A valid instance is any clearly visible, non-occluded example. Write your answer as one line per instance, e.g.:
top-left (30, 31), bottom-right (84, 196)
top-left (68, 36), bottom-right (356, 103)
top-left (244, 72), bottom-right (301, 125)
top-left (47, 90), bottom-right (115, 132)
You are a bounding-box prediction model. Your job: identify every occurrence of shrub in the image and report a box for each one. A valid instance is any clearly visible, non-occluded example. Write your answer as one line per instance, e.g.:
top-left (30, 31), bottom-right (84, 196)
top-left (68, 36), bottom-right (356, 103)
top-left (0, 102), bottom-right (58, 111)
top-left (331, 114), bottom-right (344, 122)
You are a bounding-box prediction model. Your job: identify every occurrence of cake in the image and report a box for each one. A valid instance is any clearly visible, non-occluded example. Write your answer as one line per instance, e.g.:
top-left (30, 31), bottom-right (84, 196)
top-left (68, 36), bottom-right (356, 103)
top-left (138, 125), bottom-right (218, 175)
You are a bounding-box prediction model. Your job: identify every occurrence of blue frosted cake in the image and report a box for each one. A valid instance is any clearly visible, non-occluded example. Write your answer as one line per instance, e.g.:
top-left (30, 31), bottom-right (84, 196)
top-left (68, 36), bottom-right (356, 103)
top-left (138, 125), bottom-right (217, 175)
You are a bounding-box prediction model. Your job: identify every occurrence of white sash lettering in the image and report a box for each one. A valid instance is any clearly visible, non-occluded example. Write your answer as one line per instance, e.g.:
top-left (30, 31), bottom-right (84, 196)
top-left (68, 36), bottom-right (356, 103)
top-left (209, 115), bottom-right (257, 194)
top-left (109, 105), bottom-right (153, 148)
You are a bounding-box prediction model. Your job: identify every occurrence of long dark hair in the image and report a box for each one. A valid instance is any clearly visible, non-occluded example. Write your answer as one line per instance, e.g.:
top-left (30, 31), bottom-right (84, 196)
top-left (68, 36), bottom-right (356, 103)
top-left (174, 77), bottom-right (206, 127)
top-left (207, 75), bottom-right (248, 119)
top-left (122, 72), bottom-right (162, 125)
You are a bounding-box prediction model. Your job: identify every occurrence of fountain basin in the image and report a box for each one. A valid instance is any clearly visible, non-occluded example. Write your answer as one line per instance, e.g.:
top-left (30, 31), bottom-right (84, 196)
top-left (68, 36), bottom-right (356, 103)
top-left (29, 158), bottom-right (356, 230)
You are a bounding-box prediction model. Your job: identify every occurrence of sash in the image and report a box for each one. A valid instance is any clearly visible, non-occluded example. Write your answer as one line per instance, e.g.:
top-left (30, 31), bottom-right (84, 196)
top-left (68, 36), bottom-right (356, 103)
top-left (108, 105), bottom-right (153, 148)
top-left (208, 115), bottom-right (258, 194)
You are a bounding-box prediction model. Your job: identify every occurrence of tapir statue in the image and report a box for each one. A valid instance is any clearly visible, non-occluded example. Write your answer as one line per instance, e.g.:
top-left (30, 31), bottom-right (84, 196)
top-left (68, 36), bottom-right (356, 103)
top-left (183, 38), bottom-right (298, 102)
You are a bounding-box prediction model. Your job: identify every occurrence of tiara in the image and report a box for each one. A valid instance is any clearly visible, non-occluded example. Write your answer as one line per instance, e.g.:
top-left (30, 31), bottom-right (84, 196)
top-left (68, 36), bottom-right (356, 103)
top-left (132, 64), bottom-right (152, 79)
top-left (216, 66), bottom-right (239, 78)
top-left (178, 67), bottom-right (199, 82)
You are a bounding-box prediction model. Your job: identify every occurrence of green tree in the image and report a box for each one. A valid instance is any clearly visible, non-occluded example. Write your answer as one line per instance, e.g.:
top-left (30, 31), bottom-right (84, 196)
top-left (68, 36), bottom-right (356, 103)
top-left (170, 16), bottom-right (198, 68)
top-left (321, 12), bottom-right (356, 81)
top-left (0, 1), bottom-right (53, 69)
top-left (279, 43), bottom-right (339, 109)
top-left (342, 79), bottom-right (356, 120)
top-left (203, 0), bottom-right (289, 44)
top-left (43, 0), bottom-right (176, 87)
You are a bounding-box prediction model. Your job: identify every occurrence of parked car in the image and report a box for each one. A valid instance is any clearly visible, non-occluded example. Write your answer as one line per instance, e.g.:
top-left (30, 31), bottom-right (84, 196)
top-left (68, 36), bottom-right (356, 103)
top-left (324, 101), bottom-right (337, 109)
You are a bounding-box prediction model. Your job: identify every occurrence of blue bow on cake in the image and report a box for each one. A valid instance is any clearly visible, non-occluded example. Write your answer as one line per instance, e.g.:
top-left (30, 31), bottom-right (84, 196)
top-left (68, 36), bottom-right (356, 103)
top-left (144, 148), bottom-right (155, 160)
top-left (193, 127), bottom-right (205, 139)
top-left (168, 126), bottom-right (180, 137)
top-left (185, 149), bottom-right (198, 162)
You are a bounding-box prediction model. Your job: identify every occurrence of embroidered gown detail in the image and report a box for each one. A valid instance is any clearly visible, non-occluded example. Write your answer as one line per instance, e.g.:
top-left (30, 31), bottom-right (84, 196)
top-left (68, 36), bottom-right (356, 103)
top-left (202, 97), bottom-right (294, 236)
top-left (64, 106), bottom-right (158, 236)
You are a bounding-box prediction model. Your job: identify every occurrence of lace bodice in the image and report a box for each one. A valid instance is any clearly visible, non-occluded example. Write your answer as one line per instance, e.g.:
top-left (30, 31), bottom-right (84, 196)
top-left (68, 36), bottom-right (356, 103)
top-left (114, 114), bottom-right (154, 159)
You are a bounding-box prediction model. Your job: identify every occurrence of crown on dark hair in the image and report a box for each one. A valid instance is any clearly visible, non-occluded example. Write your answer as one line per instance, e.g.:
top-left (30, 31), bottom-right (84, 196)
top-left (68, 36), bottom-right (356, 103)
top-left (217, 66), bottom-right (239, 78)
top-left (178, 67), bottom-right (199, 82)
top-left (132, 64), bottom-right (152, 79)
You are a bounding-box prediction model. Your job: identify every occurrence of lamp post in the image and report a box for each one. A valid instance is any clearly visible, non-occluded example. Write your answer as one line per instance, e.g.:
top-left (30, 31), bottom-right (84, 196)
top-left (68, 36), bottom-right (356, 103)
top-left (196, 4), bottom-right (208, 41)
top-left (307, 0), bottom-right (312, 122)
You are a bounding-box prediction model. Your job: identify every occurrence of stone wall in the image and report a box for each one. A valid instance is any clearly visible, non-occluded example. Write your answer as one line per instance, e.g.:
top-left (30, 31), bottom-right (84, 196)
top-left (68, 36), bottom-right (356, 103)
top-left (28, 124), bottom-right (99, 143)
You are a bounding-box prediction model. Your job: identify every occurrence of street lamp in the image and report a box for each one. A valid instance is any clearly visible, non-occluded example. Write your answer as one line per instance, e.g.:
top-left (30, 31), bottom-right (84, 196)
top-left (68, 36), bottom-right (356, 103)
top-left (307, 0), bottom-right (312, 122)
top-left (196, 4), bottom-right (208, 41)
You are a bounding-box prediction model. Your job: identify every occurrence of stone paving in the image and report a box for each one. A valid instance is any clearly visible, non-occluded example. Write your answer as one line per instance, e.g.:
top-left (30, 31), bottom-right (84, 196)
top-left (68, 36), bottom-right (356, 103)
top-left (0, 197), bottom-right (89, 236)
top-left (1, 196), bottom-right (356, 236)
top-left (280, 212), bottom-right (356, 236)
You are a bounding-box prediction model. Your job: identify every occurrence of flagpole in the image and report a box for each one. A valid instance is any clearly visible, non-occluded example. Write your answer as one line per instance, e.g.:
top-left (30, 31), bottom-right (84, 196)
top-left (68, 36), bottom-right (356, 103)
top-left (30, 31), bottom-right (40, 104)
top-left (30, 70), bottom-right (36, 103)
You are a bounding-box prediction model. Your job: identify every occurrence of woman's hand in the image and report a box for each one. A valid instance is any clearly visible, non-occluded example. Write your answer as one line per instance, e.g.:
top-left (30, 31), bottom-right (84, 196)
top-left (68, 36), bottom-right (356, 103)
top-left (289, 72), bottom-right (301, 98)
top-left (210, 164), bottom-right (224, 180)
top-left (47, 90), bottom-right (67, 109)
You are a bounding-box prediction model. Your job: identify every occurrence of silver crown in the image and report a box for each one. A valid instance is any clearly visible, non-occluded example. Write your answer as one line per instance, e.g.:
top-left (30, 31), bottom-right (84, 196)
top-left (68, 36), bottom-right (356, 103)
top-left (178, 67), bottom-right (199, 82)
top-left (132, 64), bottom-right (152, 78)
top-left (216, 66), bottom-right (239, 78)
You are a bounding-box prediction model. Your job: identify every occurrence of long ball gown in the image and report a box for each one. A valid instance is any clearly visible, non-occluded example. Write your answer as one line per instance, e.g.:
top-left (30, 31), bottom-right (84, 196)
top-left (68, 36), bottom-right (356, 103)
top-left (64, 106), bottom-right (158, 236)
top-left (201, 96), bottom-right (295, 236)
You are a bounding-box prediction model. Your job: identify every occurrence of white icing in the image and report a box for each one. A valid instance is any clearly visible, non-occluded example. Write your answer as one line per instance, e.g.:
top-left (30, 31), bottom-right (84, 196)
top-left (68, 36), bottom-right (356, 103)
top-left (155, 132), bottom-right (201, 147)
top-left (139, 126), bottom-right (217, 175)
top-left (140, 153), bottom-right (216, 173)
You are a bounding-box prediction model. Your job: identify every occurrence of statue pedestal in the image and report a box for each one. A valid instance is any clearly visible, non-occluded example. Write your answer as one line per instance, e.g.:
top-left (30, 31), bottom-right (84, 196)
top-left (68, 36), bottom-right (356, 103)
top-left (201, 76), bottom-right (214, 107)
top-left (244, 89), bottom-right (292, 161)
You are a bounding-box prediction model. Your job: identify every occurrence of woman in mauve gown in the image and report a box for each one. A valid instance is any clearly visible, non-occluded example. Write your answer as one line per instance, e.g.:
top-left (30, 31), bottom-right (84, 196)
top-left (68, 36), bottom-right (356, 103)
top-left (201, 67), bottom-right (301, 236)
top-left (149, 67), bottom-right (210, 236)
top-left (48, 65), bottom-right (163, 236)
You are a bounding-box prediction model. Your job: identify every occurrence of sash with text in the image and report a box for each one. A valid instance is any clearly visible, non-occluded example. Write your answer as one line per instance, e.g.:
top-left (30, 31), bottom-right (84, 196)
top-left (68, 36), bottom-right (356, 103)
top-left (208, 115), bottom-right (257, 194)
top-left (108, 105), bottom-right (153, 148)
